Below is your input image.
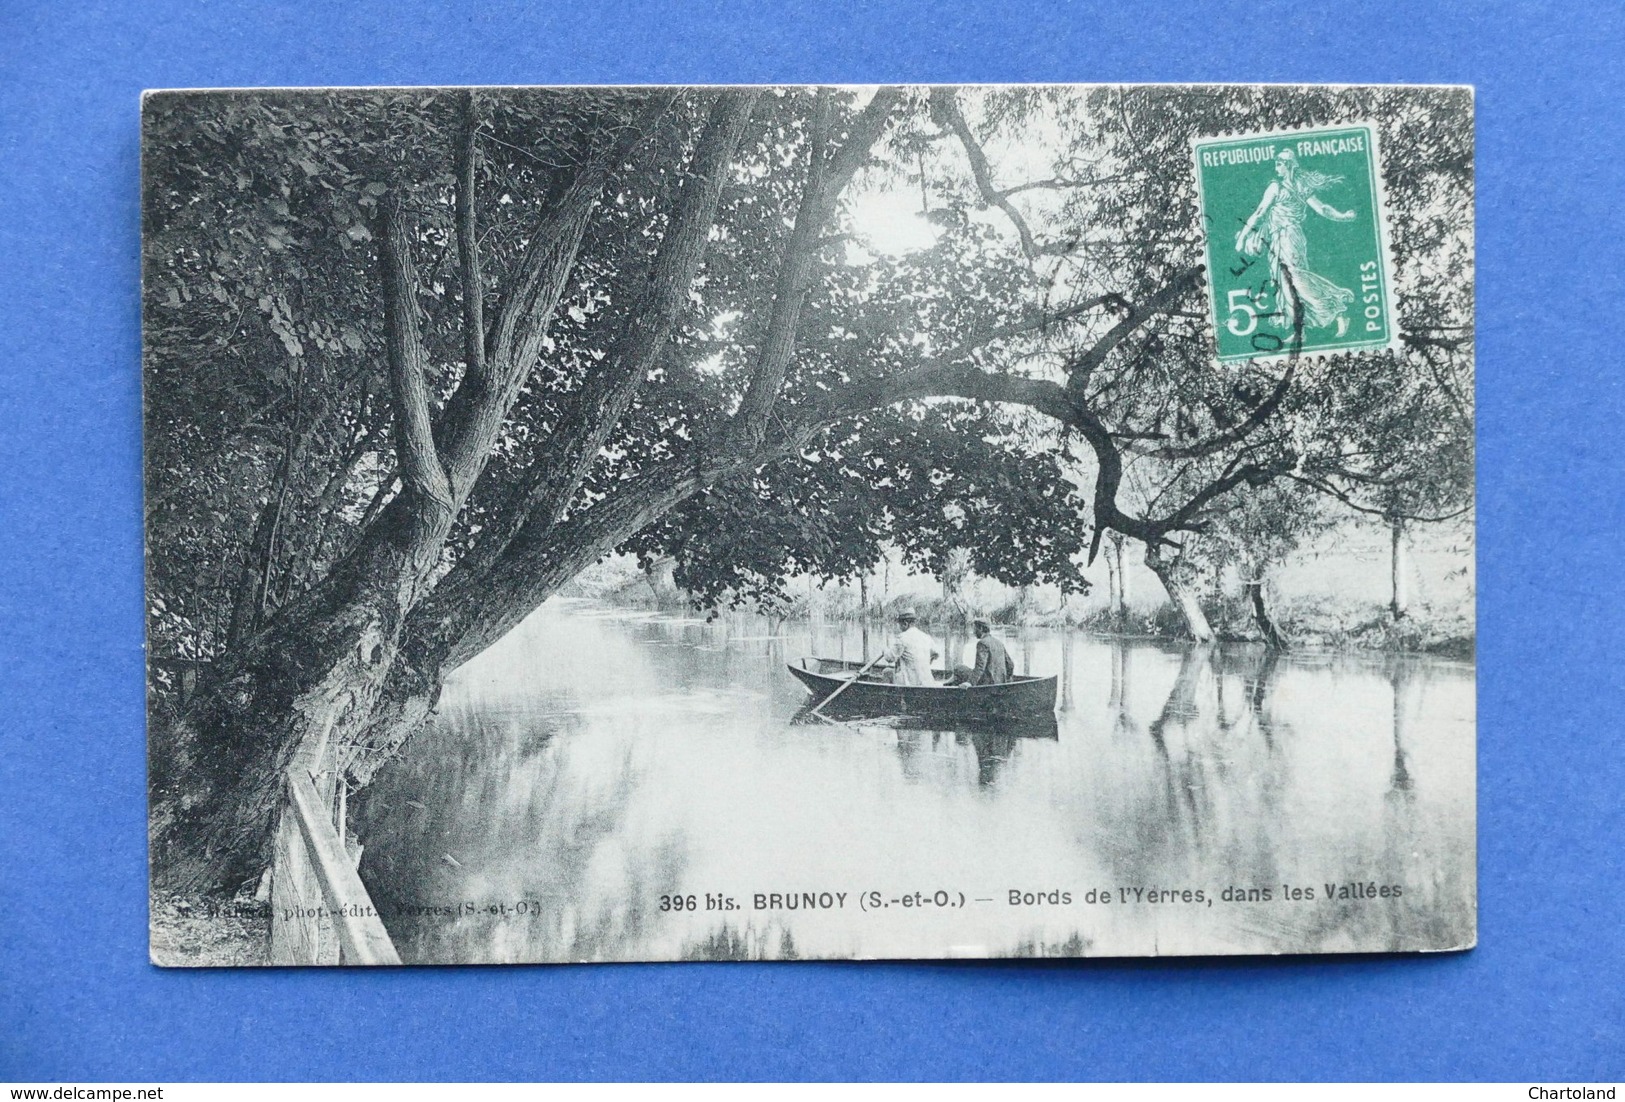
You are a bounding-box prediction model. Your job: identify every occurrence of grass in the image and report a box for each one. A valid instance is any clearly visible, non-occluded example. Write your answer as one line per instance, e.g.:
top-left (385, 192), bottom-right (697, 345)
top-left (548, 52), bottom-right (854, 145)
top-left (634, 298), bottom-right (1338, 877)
top-left (149, 892), bottom-right (270, 967)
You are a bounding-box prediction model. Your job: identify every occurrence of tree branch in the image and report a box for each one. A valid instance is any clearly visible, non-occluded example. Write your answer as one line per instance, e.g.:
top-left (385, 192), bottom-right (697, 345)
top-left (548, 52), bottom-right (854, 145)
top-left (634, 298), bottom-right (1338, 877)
top-left (1135, 358), bottom-right (1298, 461)
top-left (411, 90), bottom-right (760, 619)
top-left (1148, 457), bottom-right (1292, 533)
top-left (824, 88), bottom-right (897, 185)
top-left (376, 196), bottom-right (453, 510)
top-left (800, 357), bottom-right (1146, 557)
top-left (729, 87), bottom-right (901, 448)
top-left (1129, 274), bottom-right (1311, 461)
top-left (808, 263), bottom-right (1207, 563)
top-left (1399, 330), bottom-right (1467, 352)
top-left (1409, 340), bottom-right (1473, 422)
top-left (524, 90), bottom-right (758, 522)
top-left (941, 292), bottom-right (1130, 361)
top-left (435, 93), bottom-right (675, 502)
top-left (929, 88), bottom-right (1038, 261)
top-left (999, 172), bottom-right (1131, 197)
top-left (1064, 266), bottom-right (1204, 392)
top-left (1286, 473), bottom-right (1474, 523)
top-left (425, 425), bottom-right (816, 673)
top-left (454, 90), bottom-right (486, 384)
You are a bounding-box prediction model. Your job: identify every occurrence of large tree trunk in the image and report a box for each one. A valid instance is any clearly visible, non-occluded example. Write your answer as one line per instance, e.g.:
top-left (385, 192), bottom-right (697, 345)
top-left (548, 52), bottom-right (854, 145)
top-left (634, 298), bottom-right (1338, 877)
top-left (350, 94), bottom-right (899, 787)
top-left (354, 448), bottom-right (794, 783)
top-left (433, 94), bottom-right (759, 589)
top-left (151, 91), bottom-right (912, 897)
top-left (1144, 543), bottom-right (1215, 644)
top-left (150, 487), bottom-right (457, 895)
top-left (157, 123), bottom-right (631, 881)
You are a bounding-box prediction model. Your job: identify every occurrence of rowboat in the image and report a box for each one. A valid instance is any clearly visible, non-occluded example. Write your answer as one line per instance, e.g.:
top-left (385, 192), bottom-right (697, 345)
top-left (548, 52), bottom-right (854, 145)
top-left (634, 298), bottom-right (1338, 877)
top-left (787, 656), bottom-right (1058, 728)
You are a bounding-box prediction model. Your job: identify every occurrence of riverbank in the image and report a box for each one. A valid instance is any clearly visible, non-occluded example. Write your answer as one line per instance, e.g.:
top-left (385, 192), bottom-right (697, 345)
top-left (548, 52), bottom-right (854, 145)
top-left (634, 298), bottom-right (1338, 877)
top-left (1080, 593), bottom-right (1475, 660)
top-left (565, 578), bottom-right (1474, 660)
top-left (560, 539), bottom-right (1474, 660)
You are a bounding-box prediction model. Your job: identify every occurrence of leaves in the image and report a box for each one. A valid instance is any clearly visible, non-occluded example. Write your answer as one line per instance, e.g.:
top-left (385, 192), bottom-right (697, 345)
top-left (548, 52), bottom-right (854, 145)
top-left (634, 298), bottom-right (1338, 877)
top-left (143, 84), bottom-right (1472, 666)
top-left (623, 403), bottom-right (1092, 613)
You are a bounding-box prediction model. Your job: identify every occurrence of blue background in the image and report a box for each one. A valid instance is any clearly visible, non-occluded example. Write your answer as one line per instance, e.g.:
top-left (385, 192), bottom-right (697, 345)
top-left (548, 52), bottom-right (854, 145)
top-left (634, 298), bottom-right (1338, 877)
top-left (1, 0), bottom-right (1621, 1082)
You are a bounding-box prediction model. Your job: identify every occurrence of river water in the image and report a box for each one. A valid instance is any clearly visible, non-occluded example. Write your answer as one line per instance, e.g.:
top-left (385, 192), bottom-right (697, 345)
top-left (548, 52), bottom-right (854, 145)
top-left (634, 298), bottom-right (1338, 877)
top-left (352, 600), bottom-right (1475, 962)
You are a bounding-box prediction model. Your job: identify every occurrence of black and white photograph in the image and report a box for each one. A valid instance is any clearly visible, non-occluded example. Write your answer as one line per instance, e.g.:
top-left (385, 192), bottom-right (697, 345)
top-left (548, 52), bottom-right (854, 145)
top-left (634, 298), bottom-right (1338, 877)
top-left (143, 83), bottom-right (1474, 966)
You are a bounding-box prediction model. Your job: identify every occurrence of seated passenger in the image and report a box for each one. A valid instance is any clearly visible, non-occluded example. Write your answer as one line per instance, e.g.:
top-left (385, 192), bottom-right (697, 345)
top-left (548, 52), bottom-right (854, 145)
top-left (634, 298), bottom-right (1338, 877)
top-left (949, 617), bottom-right (1015, 686)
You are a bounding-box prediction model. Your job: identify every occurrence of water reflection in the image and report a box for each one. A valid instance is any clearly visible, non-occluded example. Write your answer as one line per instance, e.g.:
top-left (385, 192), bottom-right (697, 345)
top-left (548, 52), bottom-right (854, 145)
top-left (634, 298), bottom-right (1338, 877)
top-left (355, 601), bottom-right (1475, 962)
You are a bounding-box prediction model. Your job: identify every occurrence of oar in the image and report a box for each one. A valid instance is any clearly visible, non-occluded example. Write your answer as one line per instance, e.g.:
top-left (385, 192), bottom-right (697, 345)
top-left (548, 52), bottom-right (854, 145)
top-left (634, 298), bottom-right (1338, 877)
top-left (809, 652), bottom-right (887, 722)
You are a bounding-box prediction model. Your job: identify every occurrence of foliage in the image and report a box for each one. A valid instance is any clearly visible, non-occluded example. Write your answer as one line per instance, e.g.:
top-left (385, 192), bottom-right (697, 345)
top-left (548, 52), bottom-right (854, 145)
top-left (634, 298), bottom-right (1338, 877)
top-left (146, 85), bottom-right (1473, 672)
top-left (626, 402), bottom-right (1092, 612)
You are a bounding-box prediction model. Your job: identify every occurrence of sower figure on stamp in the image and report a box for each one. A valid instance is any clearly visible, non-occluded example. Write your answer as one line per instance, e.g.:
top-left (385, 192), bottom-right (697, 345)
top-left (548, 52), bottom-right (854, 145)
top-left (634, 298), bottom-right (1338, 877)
top-left (949, 617), bottom-right (1016, 686)
top-left (878, 608), bottom-right (939, 685)
top-left (1236, 148), bottom-right (1358, 337)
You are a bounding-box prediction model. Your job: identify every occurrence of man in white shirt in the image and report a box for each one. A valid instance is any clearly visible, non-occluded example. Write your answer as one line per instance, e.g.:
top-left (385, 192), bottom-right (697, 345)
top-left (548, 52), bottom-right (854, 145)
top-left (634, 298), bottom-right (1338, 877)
top-left (880, 608), bottom-right (939, 686)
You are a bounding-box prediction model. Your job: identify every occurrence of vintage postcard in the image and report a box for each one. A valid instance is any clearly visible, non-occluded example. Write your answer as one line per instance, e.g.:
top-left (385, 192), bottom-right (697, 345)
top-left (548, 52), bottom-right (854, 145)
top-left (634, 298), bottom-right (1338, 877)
top-left (144, 84), bottom-right (1475, 965)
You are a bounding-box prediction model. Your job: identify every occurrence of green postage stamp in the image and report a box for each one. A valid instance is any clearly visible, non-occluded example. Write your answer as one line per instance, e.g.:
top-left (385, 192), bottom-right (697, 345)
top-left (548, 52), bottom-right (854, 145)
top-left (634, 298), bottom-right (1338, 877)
top-left (1193, 123), bottom-right (1397, 363)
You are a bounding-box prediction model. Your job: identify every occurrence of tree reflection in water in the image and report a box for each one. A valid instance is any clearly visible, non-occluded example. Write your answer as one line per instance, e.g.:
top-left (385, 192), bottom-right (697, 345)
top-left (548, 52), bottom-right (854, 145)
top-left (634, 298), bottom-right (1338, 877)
top-left (352, 623), bottom-right (695, 963)
top-left (351, 605), bottom-right (1474, 962)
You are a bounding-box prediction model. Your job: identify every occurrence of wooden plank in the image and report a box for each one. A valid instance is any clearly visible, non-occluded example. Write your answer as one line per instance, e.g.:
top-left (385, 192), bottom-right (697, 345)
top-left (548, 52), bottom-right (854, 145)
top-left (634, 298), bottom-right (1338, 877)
top-left (286, 770), bottom-right (401, 966)
top-left (270, 803), bottom-right (339, 965)
top-left (269, 808), bottom-right (301, 966)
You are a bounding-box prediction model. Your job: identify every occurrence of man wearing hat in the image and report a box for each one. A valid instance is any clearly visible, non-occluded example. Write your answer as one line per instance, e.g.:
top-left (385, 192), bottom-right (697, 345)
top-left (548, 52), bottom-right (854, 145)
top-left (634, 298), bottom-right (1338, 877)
top-left (878, 607), bottom-right (939, 686)
top-left (950, 617), bottom-right (1016, 686)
